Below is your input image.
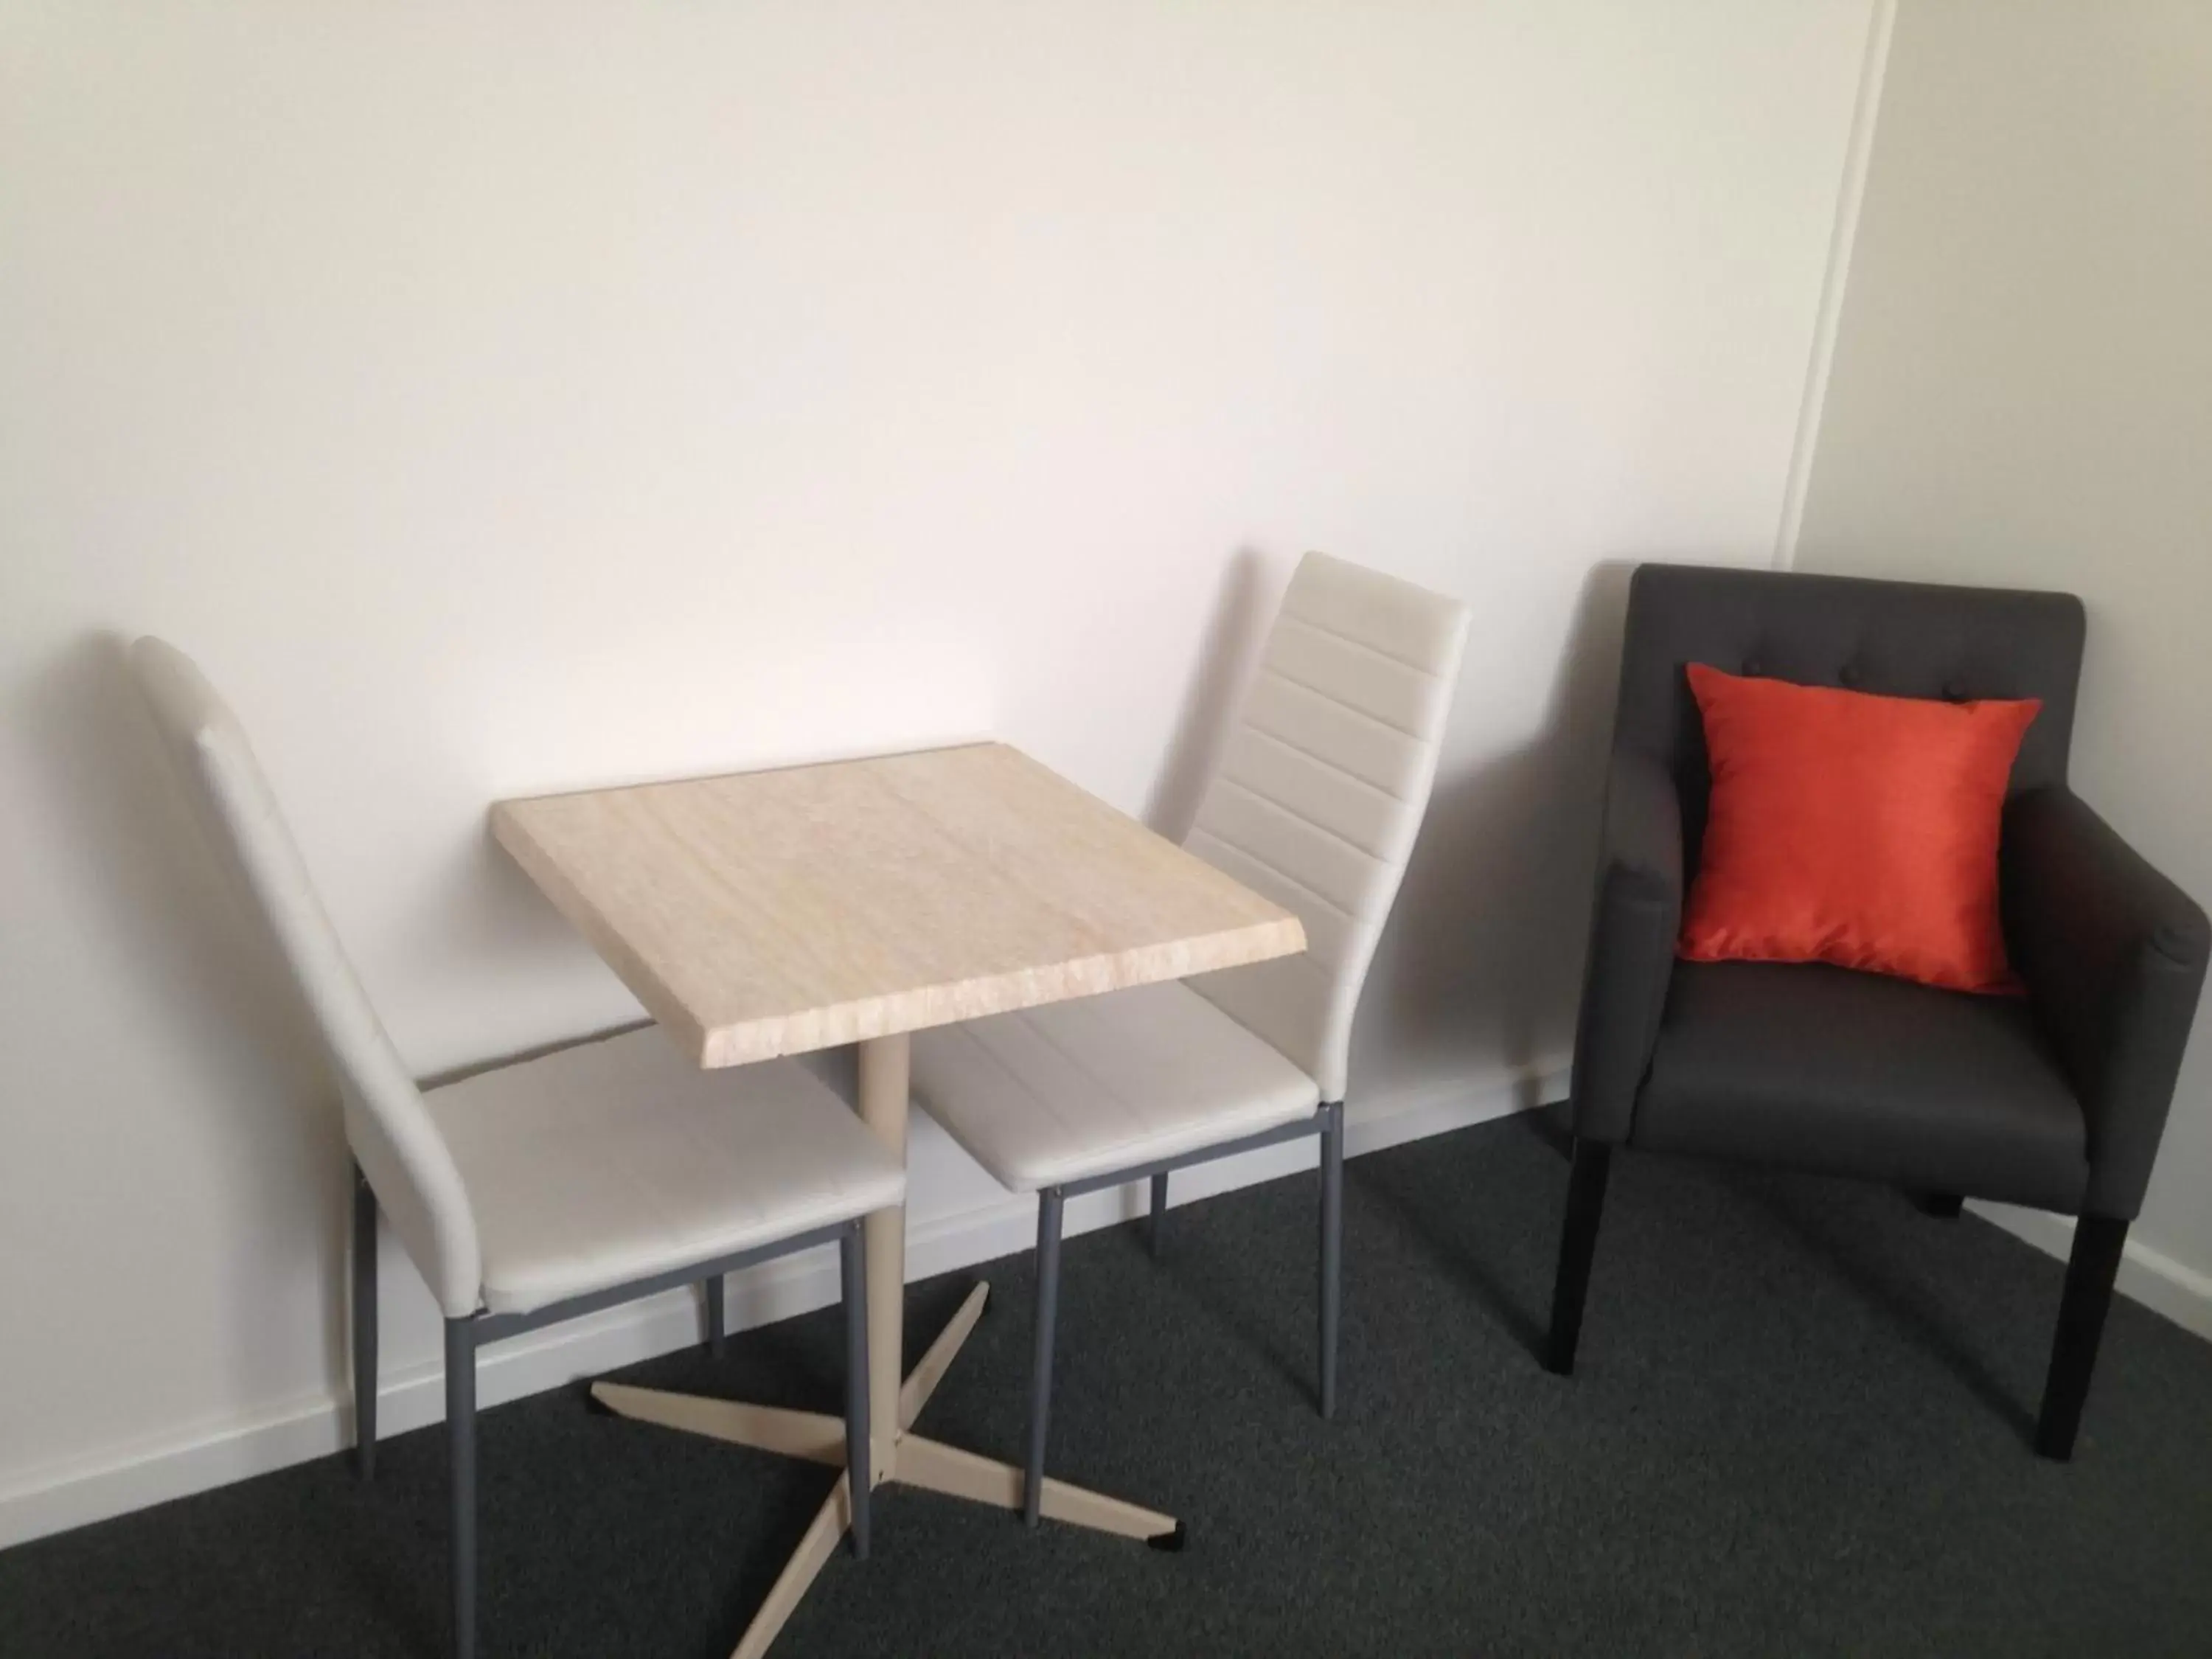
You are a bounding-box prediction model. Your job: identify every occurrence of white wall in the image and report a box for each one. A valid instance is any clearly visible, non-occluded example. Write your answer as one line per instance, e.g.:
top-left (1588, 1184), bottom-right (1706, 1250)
top-left (0, 0), bottom-right (1878, 1542)
top-left (1797, 4), bottom-right (2212, 1305)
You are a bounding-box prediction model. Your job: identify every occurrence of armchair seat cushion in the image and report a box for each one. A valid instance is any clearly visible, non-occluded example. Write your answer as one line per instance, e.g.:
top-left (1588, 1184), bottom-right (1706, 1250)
top-left (1632, 961), bottom-right (2087, 1211)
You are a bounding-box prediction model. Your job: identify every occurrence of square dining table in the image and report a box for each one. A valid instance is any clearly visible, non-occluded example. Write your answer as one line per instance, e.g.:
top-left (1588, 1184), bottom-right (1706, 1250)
top-left (491, 740), bottom-right (1306, 1658)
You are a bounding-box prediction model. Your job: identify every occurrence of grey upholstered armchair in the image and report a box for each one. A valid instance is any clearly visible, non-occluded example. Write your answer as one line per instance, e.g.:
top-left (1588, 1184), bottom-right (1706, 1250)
top-left (1548, 563), bottom-right (2209, 1460)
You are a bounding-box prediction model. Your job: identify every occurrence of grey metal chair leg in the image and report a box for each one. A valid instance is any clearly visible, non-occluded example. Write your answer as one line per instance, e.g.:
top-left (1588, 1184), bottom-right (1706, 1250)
top-left (1148, 1172), bottom-right (1168, 1257)
top-left (445, 1317), bottom-right (478, 1659)
top-left (1319, 1101), bottom-right (1343, 1420)
top-left (352, 1163), bottom-right (378, 1481)
top-left (1024, 1189), bottom-right (1065, 1528)
top-left (840, 1225), bottom-right (872, 1557)
top-left (704, 1273), bottom-right (726, 1358)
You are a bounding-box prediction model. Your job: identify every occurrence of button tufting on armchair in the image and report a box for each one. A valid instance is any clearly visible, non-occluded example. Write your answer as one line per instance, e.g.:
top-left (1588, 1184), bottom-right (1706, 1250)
top-left (1547, 563), bottom-right (2209, 1461)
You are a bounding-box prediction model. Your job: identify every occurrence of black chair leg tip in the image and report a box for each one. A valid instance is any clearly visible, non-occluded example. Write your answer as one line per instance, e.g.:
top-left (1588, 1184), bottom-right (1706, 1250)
top-left (1147, 1521), bottom-right (1188, 1553)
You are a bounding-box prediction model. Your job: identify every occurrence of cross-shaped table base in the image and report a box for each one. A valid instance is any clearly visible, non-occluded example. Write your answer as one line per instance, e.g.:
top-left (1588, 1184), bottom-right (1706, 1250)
top-left (591, 1033), bottom-right (1180, 1659)
top-left (594, 1279), bottom-right (1179, 1658)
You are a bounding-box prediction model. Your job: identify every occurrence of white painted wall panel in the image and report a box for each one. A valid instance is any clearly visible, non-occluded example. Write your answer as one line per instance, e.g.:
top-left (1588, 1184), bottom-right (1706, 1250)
top-left (0, 0), bottom-right (1874, 1535)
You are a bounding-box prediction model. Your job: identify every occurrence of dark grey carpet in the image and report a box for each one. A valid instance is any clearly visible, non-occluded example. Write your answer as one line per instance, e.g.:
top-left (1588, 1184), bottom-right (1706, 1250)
top-left (6, 1110), bottom-right (2211, 1658)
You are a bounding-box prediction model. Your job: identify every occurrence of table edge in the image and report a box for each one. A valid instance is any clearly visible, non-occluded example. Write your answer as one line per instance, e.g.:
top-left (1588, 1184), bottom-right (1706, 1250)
top-left (696, 913), bottom-right (1309, 1068)
top-left (489, 801), bottom-right (718, 1062)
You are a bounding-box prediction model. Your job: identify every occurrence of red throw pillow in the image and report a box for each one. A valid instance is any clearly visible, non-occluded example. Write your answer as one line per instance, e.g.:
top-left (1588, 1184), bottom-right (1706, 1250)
top-left (1677, 664), bottom-right (2039, 994)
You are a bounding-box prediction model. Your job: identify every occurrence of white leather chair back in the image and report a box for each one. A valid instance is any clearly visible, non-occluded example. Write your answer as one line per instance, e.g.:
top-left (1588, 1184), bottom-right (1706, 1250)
top-left (131, 639), bottom-right (483, 1315)
top-left (1183, 554), bottom-right (1470, 1102)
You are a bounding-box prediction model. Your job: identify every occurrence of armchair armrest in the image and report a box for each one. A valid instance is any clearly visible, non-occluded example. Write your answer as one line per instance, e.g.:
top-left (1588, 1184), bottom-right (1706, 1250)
top-left (1571, 750), bottom-right (1684, 1143)
top-left (2003, 787), bottom-right (2211, 1218)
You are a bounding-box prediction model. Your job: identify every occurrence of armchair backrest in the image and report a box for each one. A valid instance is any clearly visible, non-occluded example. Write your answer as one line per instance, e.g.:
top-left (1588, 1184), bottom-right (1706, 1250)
top-left (131, 639), bottom-right (484, 1317)
top-left (1615, 565), bottom-right (2086, 870)
top-left (1183, 552), bottom-right (1471, 1102)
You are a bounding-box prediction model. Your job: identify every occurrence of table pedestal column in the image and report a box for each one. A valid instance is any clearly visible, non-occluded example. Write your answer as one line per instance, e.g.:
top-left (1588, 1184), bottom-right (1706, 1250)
top-left (855, 1033), bottom-right (908, 1481)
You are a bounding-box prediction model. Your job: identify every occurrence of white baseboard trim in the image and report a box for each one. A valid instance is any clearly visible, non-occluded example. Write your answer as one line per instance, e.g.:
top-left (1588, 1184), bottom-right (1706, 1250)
top-left (1967, 1200), bottom-right (2212, 1345)
top-left (0, 1062), bottom-right (1563, 1552)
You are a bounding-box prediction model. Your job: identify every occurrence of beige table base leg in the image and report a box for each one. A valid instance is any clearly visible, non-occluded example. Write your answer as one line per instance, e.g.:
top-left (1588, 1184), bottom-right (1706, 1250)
top-left (897, 1433), bottom-right (1177, 1542)
top-left (589, 1035), bottom-right (1181, 1659)
top-left (899, 1281), bottom-right (990, 1429)
top-left (588, 1386), bottom-right (844, 1466)
top-left (728, 1472), bottom-right (853, 1659)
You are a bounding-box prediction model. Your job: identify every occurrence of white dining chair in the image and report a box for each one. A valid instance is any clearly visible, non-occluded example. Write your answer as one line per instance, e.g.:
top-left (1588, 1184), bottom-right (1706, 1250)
top-left (911, 552), bottom-right (1470, 1526)
top-left (130, 639), bottom-right (905, 1659)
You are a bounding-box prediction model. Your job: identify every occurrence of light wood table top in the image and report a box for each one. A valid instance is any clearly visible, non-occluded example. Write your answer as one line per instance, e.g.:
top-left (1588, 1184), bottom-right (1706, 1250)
top-left (492, 741), bottom-right (1306, 1068)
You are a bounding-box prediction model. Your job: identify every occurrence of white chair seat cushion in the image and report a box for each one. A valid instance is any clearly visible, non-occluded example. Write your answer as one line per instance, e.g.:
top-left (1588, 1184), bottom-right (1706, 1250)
top-left (911, 981), bottom-right (1322, 1193)
top-left (426, 1028), bottom-right (904, 1316)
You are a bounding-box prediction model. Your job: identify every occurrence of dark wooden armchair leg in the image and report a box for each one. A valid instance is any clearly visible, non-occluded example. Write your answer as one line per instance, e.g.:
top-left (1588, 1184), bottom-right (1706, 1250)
top-left (1545, 1140), bottom-right (1612, 1376)
top-left (2035, 1216), bottom-right (2129, 1461)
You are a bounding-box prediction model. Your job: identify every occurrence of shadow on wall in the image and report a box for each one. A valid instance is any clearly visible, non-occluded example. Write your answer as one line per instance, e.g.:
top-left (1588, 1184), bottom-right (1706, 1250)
top-left (25, 632), bottom-right (349, 1396)
top-left (1144, 545), bottom-right (1269, 843)
top-left (1373, 560), bottom-right (1638, 1095)
top-left (1141, 555), bottom-right (1641, 1104)
top-left (392, 771), bottom-right (633, 1053)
